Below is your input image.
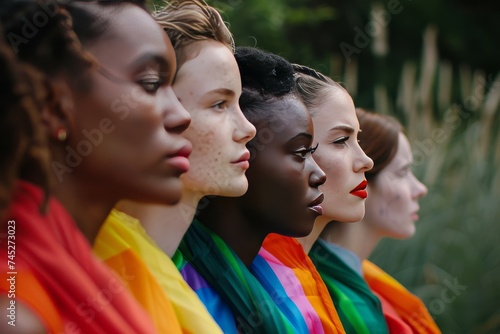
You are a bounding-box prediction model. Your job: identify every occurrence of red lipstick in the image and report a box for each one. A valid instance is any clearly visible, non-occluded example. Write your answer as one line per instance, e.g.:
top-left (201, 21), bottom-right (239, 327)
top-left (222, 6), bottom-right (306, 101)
top-left (350, 180), bottom-right (368, 199)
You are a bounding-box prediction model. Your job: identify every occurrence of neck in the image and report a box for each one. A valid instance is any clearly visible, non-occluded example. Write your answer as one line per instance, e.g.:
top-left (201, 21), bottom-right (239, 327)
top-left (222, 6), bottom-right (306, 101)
top-left (296, 215), bottom-right (331, 254)
top-left (53, 176), bottom-right (115, 245)
top-left (117, 190), bottom-right (202, 257)
top-left (321, 218), bottom-right (381, 260)
top-left (199, 197), bottom-right (268, 267)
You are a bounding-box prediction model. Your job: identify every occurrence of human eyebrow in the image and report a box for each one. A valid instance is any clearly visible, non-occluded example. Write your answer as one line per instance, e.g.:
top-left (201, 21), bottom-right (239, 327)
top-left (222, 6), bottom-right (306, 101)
top-left (129, 53), bottom-right (170, 69)
top-left (204, 88), bottom-right (236, 98)
top-left (328, 125), bottom-right (355, 134)
top-left (290, 132), bottom-right (313, 140)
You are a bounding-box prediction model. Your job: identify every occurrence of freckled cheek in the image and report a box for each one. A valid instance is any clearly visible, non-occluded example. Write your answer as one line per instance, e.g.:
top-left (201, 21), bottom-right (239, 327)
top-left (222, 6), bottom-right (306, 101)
top-left (189, 130), bottom-right (218, 164)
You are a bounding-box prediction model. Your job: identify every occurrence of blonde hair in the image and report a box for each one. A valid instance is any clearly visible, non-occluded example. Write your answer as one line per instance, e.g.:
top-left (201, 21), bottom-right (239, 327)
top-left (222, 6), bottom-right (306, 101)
top-left (154, 0), bottom-right (234, 66)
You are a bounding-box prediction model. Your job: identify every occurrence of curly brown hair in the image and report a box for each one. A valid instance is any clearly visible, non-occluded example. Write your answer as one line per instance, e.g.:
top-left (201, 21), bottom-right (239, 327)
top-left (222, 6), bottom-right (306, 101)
top-left (0, 33), bottom-right (51, 215)
top-left (0, 0), bottom-right (150, 214)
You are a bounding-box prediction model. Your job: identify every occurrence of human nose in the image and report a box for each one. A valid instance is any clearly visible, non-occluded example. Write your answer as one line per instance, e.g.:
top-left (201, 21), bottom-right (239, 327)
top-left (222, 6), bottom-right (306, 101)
top-left (411, 173), bottom-right (428, 199)
top-left (308, 155), bottom-right (327, 188)
top-left (162, 86), bottom-right (191, 134)
top-left (353, 144), bottom-right (374, 173)
top-left (233, 105), bottom-right (256, 144)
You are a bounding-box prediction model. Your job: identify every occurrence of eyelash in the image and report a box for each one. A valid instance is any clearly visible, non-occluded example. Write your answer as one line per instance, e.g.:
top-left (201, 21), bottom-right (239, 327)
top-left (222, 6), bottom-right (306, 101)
top-left (397, 168), bottom-right (411, 177)
top-left (294, 143), bottom-right (319, 159)
top-left (212, 101), bottom-right (228, 111)
top-left (332, 136), bottom-right (349, 146)
top-left (138, 74), bottom-right (166, 93)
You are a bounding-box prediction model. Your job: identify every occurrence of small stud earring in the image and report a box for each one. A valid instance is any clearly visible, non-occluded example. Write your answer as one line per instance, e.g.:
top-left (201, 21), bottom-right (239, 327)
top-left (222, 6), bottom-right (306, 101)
top-left (56, 128), bottom-right (67, 142)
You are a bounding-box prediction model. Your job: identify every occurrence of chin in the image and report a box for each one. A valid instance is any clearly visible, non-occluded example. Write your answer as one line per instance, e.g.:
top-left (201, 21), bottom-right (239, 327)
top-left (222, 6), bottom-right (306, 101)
top-left (387, 226), bottom-right (416, 240)
top-left (339, 210), bottom-right (366, 223)
top-left (137, 181), bottom-right (183, 206)
top-left (283, 220), bottom-right (315, 238)
top-left (218, 178), bottom-right (248, 197)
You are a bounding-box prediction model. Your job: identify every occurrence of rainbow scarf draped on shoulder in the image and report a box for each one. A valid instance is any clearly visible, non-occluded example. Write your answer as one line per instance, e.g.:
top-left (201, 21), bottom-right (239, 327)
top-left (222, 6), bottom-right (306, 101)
top-left (94, 209), bottom-right (223, 334)
top-left (258, 234), bottom-right (346, 334)
top-left (178, 220), bottom-right (296, 334)
top-left (0, 181), bottom-right (156, 334)
top-left (362, 260), bottom-right (441, 334)
top-left (310, 240), bottom-right (388, 334)
top-left (174, 250), bottom-right (239, 334)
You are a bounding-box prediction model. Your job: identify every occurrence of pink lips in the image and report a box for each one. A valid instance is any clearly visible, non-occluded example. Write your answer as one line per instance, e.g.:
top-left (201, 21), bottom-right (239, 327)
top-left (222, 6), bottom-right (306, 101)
top-left (232, 151), bottom-right (251, 169)
top-left (350, 180), bottom-right (368, 199)
top-left (166, 144), bottom-right (192, 173)
top-left (308, 193), bottom-right (324, 215)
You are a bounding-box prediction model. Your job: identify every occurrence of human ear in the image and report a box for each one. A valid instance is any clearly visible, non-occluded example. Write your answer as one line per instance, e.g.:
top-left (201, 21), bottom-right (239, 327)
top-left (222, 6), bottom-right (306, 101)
top-left (40, 78), bottom-right (75, 144)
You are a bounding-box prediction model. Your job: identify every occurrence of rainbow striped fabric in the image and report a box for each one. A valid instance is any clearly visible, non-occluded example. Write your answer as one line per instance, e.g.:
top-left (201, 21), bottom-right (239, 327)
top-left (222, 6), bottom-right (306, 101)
top-left (0, 182), bottom-right (157, 334)
top-left (175, 250), bottom-right (239, 333)
top-left (256, 234), bottom-right (347, 334)
top-left (94, 210), bottom-right (223, 334)
top-left (310, 240), bottom-right (388, 334)
top-left (178, 220), bottom-right (298, 333)
top-left (362, 260), bottom-right (441, 334)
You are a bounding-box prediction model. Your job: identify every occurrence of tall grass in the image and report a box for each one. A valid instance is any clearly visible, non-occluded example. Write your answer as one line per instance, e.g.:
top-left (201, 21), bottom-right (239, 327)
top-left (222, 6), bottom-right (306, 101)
top-left (347, 24), bottom-right (500, 333)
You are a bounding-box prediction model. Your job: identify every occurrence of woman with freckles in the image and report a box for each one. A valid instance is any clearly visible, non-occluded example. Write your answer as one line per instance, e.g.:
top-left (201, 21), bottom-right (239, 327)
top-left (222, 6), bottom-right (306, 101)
top-left (177, 47), bottom-right (349, 334)
top-left (312, 109), bottom-right (440, 333)
top-left (94, 1), bottom-right (254, 333)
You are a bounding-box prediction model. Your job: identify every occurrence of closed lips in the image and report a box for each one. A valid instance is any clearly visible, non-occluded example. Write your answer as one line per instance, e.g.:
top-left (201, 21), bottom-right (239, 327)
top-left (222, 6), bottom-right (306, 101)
top-left (308, 193), bottom-right (324, 215)
top-left (350, 180), bottom-right (367, 199)
top-left (170, 144), bottom-right (192, 159)
top-left (232, 151), bottom-right (250, 163)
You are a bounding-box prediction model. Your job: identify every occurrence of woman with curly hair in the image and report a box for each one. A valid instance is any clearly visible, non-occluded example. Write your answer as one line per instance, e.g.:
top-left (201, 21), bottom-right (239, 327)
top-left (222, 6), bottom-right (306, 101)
top-left (0, 0), bottom-right (191, 332)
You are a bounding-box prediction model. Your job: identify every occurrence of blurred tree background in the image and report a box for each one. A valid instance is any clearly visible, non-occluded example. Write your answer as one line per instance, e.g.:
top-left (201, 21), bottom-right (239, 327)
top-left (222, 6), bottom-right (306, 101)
top-left (204, 0), bottom-right (500, 333)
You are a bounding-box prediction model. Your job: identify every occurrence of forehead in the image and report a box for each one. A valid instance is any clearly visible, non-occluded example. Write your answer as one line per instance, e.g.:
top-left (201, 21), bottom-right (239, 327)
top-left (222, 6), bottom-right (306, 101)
top-left (387, 132), bottom-right (412, 170)
top-left (85, 5), bottom-right (173, 68)
top-left (253, 97), bottom-right (311, 137)
top-left (312, 87), bottom-right (358, 130)
top-left (175, 41), bottom-right (240, 89)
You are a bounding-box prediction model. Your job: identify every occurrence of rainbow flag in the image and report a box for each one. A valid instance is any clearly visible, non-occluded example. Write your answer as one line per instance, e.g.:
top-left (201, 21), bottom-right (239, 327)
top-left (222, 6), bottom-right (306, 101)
top-left (0, 182), bottom-right (156, 333)
top-left (257, 234), bottom-right (346, 334)
top-left (94, 210), bottom-right (223, 334)
top-left (362, 260), bottom-right (441, 334)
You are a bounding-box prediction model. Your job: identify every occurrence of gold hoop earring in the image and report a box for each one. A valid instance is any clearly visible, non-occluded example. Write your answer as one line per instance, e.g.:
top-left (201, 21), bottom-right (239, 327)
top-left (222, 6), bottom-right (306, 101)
top-left (56, 128), bottom-right (67, 142)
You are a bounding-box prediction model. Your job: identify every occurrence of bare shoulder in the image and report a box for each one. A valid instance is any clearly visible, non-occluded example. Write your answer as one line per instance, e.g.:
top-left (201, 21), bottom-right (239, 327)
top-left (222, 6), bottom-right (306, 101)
top-left (0, 295), bottom-right (47, 333)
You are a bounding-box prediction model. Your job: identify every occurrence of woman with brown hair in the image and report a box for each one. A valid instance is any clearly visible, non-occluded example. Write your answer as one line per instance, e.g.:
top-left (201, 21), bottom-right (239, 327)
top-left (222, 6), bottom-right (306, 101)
top-left (0, 0), bottom-right (191, 332)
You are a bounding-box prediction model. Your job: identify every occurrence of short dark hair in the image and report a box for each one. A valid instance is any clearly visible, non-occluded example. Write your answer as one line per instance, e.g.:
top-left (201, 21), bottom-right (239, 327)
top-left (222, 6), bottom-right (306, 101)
top-left (235, 46), bottom-right (297, 120)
